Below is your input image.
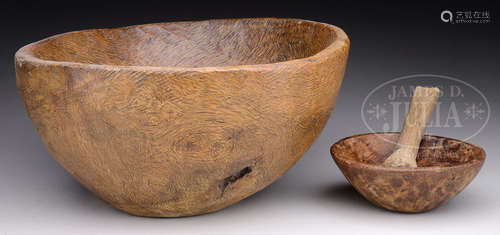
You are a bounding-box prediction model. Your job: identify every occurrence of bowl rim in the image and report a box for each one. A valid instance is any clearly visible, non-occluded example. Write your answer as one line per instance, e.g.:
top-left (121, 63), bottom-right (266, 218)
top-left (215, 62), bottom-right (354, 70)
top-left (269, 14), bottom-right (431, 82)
top-left (14, 17), bottom-right (350, 73)
top-left (330, 132), bottom-right (486, 172)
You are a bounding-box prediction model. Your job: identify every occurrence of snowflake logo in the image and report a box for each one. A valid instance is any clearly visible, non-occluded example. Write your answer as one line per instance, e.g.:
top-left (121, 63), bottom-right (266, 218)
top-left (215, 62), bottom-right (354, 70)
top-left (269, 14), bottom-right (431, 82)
top-left (464, 102), bottom-right (486, 120)
top-left (365, 103), bottom-right (389, 121)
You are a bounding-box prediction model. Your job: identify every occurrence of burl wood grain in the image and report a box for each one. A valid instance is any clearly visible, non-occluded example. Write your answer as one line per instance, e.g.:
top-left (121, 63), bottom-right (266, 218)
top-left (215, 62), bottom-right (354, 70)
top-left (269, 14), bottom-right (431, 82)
top-left (331, 133), bottom-right (485, 213)
top-left (15, 18), bottom-right (350, 217)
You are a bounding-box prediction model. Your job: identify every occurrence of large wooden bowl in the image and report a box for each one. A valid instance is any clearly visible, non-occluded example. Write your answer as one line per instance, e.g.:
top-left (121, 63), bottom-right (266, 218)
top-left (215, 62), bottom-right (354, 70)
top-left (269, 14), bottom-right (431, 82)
top-left (331, 133), bottom-right (485, 213)
top-left (15, 18), bottom-right (350, 217)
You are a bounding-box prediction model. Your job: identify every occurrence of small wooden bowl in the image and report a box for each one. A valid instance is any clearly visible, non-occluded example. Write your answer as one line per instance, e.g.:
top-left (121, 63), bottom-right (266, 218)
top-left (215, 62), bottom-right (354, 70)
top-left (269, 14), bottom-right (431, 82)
top-left (330, 133), bottom-right (485, 213)
top-left (15, 18), bottom-right (350, 217)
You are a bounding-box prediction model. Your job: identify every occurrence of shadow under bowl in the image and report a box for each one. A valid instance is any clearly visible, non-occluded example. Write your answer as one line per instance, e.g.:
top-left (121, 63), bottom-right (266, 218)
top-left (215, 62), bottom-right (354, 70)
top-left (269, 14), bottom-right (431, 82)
top-left (330, 132), bottom-right (485, 213)
top-left (15, 18), bottom-right (350, 217)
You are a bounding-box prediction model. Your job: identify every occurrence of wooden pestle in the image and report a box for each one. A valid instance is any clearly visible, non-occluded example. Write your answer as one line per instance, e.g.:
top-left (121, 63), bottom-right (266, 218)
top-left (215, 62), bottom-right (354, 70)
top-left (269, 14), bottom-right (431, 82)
top-left (383, 86), bottom-right (440, 168)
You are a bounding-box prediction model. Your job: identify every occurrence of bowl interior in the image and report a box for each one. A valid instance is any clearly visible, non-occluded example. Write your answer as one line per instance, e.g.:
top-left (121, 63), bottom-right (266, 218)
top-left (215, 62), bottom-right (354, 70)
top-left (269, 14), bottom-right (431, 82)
top-left (332, 133), bottom-right (485, 167)
top-left (28, 19), bottom-right (337, 68)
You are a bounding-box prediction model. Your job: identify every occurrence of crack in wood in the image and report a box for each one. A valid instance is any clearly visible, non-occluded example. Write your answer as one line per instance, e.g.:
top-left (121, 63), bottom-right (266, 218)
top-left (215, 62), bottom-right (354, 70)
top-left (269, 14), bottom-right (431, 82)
top-left (218, 166), bottom-right (252, 198)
